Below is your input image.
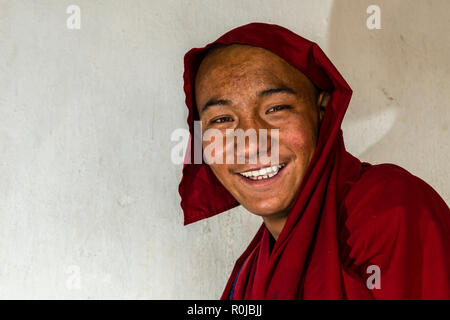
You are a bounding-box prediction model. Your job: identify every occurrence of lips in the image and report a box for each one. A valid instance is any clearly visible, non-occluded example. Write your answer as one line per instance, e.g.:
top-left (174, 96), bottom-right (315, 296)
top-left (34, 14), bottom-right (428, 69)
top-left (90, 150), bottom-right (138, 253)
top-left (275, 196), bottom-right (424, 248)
top-left (238, 164), bottom-right (286, 180)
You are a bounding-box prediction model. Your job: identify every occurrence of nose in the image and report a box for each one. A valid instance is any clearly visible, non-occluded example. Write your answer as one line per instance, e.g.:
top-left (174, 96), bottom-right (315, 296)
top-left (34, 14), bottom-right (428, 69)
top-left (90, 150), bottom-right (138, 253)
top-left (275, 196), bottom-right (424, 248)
top-left (226, 116), bottom-right (278, 165)
top-left (237, 116), bottom-right (260, 164)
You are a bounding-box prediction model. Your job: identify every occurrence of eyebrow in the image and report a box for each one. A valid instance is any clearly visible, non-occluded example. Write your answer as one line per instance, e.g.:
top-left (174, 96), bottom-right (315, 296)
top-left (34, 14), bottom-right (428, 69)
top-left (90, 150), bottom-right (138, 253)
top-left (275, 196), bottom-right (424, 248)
top-left (257, 86), bottom-right (297, 98)
top-left (200, 86), bottom-right (297, 114)
top-left (200, 98), bottom-right (231, 114)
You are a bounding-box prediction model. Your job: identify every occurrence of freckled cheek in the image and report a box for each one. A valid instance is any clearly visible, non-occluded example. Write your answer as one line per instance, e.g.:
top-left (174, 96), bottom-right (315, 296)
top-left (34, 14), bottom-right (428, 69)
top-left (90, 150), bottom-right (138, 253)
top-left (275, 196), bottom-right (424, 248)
top-left (279, 123), bottom-right (317, 158)
top-left (202, 134), bottom-right (229, 162)
top-left (208, 162), bottom-right (235, 192)
top-left (202, 135), bottom-right (234, 184)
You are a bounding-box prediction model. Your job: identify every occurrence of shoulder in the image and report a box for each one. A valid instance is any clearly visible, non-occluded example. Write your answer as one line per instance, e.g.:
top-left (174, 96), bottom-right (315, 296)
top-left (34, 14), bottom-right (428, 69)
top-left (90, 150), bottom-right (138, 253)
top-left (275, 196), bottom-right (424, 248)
top-left (340, 163), bottom-right (450, 267)
top-left (343, 163), bottom-right (447, 219)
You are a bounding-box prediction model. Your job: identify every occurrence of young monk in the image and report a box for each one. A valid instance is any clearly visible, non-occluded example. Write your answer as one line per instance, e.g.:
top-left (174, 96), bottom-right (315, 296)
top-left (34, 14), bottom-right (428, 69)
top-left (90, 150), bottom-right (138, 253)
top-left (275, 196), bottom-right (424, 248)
top-left (178, 23), bottom-right (450, 299)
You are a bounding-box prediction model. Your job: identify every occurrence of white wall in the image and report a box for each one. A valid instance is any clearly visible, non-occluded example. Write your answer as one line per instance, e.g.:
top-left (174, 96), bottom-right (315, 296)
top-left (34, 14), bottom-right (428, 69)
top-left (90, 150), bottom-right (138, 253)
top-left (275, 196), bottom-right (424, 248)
top-left (0, 0), bottom-right (448, 299)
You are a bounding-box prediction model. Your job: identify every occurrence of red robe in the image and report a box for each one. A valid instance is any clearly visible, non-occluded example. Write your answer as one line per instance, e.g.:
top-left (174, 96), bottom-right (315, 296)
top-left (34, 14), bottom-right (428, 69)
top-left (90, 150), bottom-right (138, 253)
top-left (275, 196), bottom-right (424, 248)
top-left (178, 22), bottom-right (450, 299)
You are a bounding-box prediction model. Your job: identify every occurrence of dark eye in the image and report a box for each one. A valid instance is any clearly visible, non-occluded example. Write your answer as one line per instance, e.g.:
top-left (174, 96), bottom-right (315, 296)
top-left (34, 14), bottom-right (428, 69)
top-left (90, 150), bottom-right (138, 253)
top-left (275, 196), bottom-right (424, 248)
top-left (211, 116), bottom-right (234, 124)
top-left (266, 105), bottom-right (292, 114)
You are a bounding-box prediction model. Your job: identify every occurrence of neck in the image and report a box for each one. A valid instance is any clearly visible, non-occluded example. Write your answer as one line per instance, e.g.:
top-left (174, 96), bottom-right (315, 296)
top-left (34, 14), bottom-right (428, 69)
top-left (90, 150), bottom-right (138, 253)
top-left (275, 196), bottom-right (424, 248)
top-left (262, 214), bottom-right (289, 241)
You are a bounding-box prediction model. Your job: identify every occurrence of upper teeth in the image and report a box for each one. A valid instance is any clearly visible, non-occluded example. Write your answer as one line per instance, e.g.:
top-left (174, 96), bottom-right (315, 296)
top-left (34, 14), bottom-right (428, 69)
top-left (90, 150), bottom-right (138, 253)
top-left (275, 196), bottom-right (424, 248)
top-left (239, 164), bottom-right (285, 180)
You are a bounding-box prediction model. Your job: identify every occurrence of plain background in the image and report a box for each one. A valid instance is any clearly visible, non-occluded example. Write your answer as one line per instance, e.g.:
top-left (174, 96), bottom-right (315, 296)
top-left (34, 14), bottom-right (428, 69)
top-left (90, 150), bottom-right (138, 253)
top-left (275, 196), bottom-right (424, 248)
top-left (0, 0), bottom-right (448, 299)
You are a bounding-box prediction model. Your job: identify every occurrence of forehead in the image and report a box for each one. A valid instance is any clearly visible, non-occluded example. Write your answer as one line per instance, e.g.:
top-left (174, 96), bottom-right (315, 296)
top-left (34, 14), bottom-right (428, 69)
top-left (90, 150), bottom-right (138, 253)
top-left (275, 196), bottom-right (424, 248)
top-left (195, 44), bottom-right (309, 99)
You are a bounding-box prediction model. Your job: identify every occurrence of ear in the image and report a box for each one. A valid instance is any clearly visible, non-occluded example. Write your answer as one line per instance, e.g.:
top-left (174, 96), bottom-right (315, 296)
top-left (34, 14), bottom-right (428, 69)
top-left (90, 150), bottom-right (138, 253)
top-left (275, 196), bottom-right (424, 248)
top-left (317, 91), bottom-right (330, 121)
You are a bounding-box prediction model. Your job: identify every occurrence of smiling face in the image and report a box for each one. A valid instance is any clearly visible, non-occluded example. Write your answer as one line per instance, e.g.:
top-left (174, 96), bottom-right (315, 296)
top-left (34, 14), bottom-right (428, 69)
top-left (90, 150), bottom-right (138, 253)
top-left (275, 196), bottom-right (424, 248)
top-left (195, 44), bottom-right (328, 219)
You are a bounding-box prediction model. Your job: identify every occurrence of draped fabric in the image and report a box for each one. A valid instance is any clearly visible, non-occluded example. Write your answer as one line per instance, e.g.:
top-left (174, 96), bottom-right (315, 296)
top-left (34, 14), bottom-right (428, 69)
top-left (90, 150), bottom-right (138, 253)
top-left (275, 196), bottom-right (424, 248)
top-left (178, 23), bottom-right (450, 299)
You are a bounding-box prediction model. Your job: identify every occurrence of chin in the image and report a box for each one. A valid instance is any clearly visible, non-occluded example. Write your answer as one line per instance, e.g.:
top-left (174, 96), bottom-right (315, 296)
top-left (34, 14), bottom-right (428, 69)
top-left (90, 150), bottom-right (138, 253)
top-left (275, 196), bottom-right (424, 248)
top-left (243, 198), bottom-right (292, 218)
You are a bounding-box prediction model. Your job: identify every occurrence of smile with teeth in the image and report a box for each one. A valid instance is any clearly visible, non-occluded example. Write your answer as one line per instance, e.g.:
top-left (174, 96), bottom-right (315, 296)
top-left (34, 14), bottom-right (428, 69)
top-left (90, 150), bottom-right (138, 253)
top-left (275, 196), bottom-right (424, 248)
top-left (238, 164), bottom-right (286, 180)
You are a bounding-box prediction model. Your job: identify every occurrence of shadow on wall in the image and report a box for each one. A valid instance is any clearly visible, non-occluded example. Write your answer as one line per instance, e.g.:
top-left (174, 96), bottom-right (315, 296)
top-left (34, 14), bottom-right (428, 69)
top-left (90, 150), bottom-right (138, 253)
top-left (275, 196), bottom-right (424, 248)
top-left (327, 0), bottom-right (450, 202)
